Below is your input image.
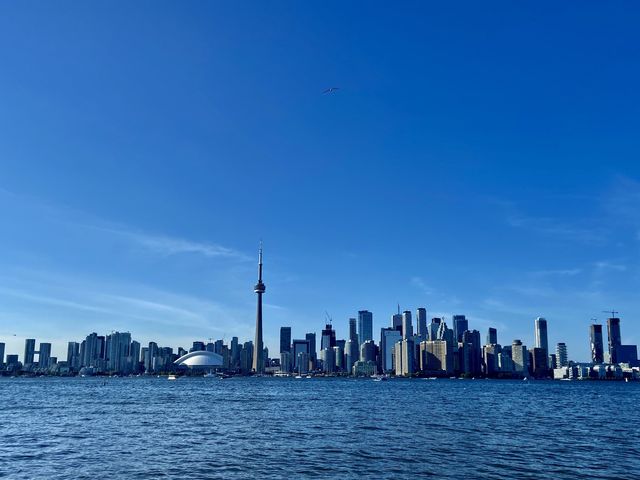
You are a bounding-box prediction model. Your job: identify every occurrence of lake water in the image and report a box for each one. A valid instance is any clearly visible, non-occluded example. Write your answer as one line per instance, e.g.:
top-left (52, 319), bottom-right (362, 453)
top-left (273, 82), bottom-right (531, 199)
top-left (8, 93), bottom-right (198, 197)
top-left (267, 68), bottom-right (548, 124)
top-left (1, 377), bottom-right (639, 479)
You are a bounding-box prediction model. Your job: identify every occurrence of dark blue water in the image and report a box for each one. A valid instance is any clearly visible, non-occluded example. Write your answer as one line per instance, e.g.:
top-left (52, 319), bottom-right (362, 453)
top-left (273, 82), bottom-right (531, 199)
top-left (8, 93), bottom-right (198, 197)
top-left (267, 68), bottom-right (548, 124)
top-left (1, 377), bottom-right (638, 479)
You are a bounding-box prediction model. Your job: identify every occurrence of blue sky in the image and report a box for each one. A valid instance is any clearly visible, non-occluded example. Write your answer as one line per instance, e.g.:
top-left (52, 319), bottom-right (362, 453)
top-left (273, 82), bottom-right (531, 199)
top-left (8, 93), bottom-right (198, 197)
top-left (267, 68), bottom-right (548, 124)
top-left (1, 2), bottom-right (639, 362)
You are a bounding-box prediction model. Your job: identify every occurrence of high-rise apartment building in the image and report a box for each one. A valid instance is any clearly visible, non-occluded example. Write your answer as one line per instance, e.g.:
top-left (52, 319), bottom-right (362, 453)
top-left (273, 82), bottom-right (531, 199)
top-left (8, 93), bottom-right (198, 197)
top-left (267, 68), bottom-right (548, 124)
top-left (556, 342), bottom-right (568, 367)
top-left (401, 311), bottom-right (413, 340)
top-left (607, 317), bottom-right (622, 363)
top-left (358, 310), bottom-right (373, 346)
top-left (416, 308), bottom-right (427, 341)
top-left (279, 327), bottom-right (291, 354)
top-left (453, 315), bottom-right (468, 343)
top-left (590, 324), bottom-right (604, 364)
top-left (24, 339), bottom-right (36, 365)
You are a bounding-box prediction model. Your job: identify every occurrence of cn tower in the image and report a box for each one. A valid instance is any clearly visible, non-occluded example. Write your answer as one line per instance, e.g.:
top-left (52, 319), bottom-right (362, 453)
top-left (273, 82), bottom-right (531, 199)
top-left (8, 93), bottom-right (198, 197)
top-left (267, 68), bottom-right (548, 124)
top-left (252, 242), bottom-right (265, 373)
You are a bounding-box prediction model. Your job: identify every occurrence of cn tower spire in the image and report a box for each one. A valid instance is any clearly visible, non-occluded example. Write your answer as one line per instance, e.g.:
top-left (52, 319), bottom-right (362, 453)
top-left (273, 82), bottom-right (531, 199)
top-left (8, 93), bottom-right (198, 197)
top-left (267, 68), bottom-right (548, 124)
top-left (252, 241), bottom-right (265, 374)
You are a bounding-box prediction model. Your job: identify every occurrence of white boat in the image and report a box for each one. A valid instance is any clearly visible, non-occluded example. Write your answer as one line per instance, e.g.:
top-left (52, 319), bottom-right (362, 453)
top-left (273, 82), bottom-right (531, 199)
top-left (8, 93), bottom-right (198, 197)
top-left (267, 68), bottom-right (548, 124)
top-left (167, 374), bottom-right (177, 381)
top-left (295, 375), bottom-right (303, 379)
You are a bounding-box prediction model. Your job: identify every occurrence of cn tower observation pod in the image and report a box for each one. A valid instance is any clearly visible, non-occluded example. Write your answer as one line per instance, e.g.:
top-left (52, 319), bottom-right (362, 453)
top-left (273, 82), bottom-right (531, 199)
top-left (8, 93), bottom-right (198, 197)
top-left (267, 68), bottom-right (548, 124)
top-left (174, 351), bottom-right (223, 368)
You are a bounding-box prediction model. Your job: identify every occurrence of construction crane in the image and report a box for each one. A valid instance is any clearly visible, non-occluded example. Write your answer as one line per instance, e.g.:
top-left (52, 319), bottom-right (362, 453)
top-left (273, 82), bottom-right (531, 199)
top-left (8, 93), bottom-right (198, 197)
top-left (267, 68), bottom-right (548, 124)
top-left (324, 311), bottom-right (332, 325)
top-left (602, 310), bottom-right (619, 318)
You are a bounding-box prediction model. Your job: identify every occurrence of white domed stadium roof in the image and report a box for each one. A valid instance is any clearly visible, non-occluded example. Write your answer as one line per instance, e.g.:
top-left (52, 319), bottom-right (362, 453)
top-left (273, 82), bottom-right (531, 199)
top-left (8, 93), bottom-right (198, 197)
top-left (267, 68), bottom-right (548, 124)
top-left (174, 351), bottom-right (223, 368)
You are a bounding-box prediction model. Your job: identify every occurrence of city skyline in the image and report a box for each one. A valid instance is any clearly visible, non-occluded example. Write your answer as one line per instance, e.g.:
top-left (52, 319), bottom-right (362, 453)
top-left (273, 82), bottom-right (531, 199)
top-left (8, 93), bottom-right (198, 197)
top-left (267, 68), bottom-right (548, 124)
top-left (1, 3), bottom-right (640, 362)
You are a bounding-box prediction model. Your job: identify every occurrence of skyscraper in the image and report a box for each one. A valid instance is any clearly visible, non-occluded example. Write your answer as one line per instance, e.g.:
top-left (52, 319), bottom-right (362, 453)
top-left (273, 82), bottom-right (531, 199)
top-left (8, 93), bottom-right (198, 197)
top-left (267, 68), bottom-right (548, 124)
top-left (487, 327), bottom-right (498, 345)
top-left (305, 332), bottom-right (317, 367)
top-left (292, 339), bottom-right (310, 371)
top-left (252, 244), bottom-right (266, 374)
top-left (556, 342), bottom-right (568, 368)
top-left (358, 310), bottom-right (373, 346)
top-left (38, 343), bottom-right (52, 369)
top-left (453, 315), bottom-right (468, 343)
top-left (534, 317), bottom-right (549, 354)
top-left (380, 327), bottom-right (401, 373)
top-left (0, 342), bottom-right (4, 365)
top-left (607, 317), bottom-right (621, 363)
top-left (279, 327), bottom-right (291, 354)
top-left (416, 308), bottom-right (427, 341)
top-left (512, 339), bottom-right (528, 375)
top-left (401, 311), bottom-right (413, 340)
top-left (24, 339), bottom-right (35, 365)
top-left (590, 324), bottom-right (604, 364)
top-left (321, 323), bottom-right (336, 351)
top-left (392, 312), bottom-right (403, 334)
top-left (428, 318), bottom-right (441, 341)
top-left (348, 318), bottom-right (357, 342)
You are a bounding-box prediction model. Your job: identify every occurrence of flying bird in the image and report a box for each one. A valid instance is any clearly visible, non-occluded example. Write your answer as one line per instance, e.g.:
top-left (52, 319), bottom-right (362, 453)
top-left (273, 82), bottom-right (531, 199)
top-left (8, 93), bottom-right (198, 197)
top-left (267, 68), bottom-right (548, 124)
top-left (322, 87), bottom-right (340, 94)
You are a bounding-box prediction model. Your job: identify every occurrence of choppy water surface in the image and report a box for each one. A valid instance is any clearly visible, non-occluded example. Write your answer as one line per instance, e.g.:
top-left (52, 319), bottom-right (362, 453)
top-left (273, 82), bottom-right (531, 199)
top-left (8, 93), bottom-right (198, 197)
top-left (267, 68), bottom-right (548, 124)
top-left (1, 377), bottom-right (639, 479)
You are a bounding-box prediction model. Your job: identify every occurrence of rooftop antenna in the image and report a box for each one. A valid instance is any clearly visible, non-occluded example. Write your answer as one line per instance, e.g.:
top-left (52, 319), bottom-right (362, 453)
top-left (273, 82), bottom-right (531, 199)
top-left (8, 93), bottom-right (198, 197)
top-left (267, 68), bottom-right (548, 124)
top-left (397, 303), bottom-right (400, 315)
top-left (602, 309), bottom-right (619, 318)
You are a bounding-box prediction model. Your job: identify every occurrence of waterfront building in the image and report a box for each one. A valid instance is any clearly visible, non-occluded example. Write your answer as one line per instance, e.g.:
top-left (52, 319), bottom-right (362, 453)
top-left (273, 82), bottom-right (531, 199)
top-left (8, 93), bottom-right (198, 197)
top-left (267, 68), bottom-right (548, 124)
top-left (549, 354), bottom-right (557, 370)
top-left (360, 340), bottom-right (376, 363)
top-left (280, 351), bottom-right (292, 373)
top-left (590, 324), bottom-right (604, 364)
top-left (129, 341), bottom-right (141, 373)
top-left (321, 323), bottom-right (336, 352)
top-left (607, 317), bottom-right (622, 364)
top-left (462, 330), bottom-right (481, 375)
top-left (38, 343), bottom-right (52, 369)
top-left (323, 347), bottom-right (336, 373)
top-left (616, 345), bottom-right (638, 366)
top-left (487, 327), bottom-right (498, 346)
top-left (279, 327), bottom-right (291, 354)
top-left (230, 337), bottom-right (240, 369)
top-left (556, 343), bottom-right (568, 367)
top-left (296, 352), bottom-right (309, 374)
top-left (24, 339), bottom-right (36, 365)
top-left (292, 339), bottom-right (310, 371)
top-left (358, 310), bottom-right (373, 346)
top-left (512, 340), bottom-right (528, 375)
top-left (191, 341), bottom-right (205, 352)
top-left (420, 340), bottom-right (452, 374)
top-left (333, 345), bottom-right (344, 371)
top-left (352, 360), bottom-right (376, 376)
top-left (394, 338), bottom-right (414, 376)
top-left (416, 308), bottom-right (427, 341)
top-left (402, 311), bottom-right (413, 339)
top-left (453, 315), bottom-right (468, 343)
top-left (106, 331), bottom-right (131, 373)
top-left (0, 342), bottom-right (4, 365)
top-left (379, 328), bottom-right (400, 373)
top-left (240, 341), bottom-right (253, 373)
top-left (534, 317), bottom-right (549, 354)
top-left (498, 352), bottom-right (513, 373)
top-left (483, 344), bottom-right (501, 376)
top-left (66, 342), bottom-right (80, 370)
top-left (531, 347), bottom-right (548, 378)
top-left (252, 244), bottom-right (266, 374)
top-left (345, 339), bottom-right (359, 374)
top-left (305, 333), bottom-right (317, 368)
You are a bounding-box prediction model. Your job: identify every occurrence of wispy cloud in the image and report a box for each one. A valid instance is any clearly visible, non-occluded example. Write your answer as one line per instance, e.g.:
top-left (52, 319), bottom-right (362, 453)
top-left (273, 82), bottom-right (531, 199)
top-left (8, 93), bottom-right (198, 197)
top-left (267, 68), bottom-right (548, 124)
top-left (506, 212), bottom-right (603, 245)
top-left (410, 276), bottom-right (435, 296)
top-left (102, 227), bottom-right (251, 260)
top-left (594, 261), bottom-right (627, 272)
top-left (530, 268), bottom-right (582, 277)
